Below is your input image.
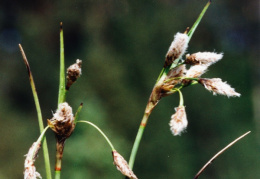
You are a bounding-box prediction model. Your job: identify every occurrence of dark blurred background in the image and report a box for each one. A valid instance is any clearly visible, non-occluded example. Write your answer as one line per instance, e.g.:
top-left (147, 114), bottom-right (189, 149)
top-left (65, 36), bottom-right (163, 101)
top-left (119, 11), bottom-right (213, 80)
top-left (0, 0), bottom-right (259, 178)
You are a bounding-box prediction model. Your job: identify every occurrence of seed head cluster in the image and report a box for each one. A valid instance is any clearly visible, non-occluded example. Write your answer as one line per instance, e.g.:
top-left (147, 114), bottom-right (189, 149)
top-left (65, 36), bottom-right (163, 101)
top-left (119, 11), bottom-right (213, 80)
top-left (157, 32), bottom-right (241, 135)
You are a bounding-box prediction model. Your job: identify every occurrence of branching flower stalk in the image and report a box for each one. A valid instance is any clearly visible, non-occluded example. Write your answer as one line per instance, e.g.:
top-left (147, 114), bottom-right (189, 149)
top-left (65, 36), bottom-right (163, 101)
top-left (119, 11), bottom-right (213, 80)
top-left (128, 1), bottom-right (212, 170)
top-left (128, 0), bottom-right (241, 172)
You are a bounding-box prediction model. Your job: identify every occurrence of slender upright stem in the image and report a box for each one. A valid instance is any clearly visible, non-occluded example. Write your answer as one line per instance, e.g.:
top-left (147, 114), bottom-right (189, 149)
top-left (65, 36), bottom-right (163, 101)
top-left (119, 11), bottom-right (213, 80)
top-left (55, 22), bottom-right (66, 179)
top-left (58, 22), bottom-right (66, 105)
top-left (128, 112), bottom-right (150, 169)
top-left (54, 138), bottom-right (65, 179)
top-left (128, 73), bottom-right (167, 170)
top-left (19, 44), bottom-right (52, 179)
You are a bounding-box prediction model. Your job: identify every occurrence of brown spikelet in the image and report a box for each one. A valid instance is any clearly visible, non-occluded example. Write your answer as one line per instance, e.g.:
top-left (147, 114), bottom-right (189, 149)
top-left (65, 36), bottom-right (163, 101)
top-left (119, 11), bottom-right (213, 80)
top-left (169, 106), bottom-right (188, 136)
top-left (164, 33), bottom-right (189, 67)
top-left (112, 151), bottom-right (138, 179)
top-left (47, 102), bottom-right (75, 139)
top-left (66, 59), bottom-right (82, 90)
top-left (199, 78), bottom-right (241, 97)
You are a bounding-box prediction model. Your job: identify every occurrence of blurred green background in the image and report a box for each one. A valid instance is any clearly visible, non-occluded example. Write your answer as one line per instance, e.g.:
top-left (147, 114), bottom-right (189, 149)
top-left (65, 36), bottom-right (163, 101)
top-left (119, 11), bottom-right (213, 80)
top-left (0, 0), bottom-right (259, 178)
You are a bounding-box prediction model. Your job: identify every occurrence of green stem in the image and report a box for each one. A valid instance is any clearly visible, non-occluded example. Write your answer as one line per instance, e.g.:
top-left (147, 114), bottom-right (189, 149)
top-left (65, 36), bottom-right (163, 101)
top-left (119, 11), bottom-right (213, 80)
top-left (128, 113), bottom-right (149, 169)
top-left (54, 139), bottom-right (65, 179)
top-left (54, 171), bottom-right (61, 179)
top-left (77, 120), bottom-right (115, 150)
top-left (175, 89), bottom-right (184, 106)
top-left (19, 44), bottom-right (52, 179)
top-left (58, 22), bottom-right (66, 105)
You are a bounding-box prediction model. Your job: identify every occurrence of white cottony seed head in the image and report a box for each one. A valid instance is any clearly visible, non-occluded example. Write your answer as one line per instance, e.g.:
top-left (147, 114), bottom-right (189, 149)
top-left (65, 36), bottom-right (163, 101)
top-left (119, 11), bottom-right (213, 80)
top-left (185, 65), bottom-right (208, 78)
top-left (199, 78), bottom-right (241, 97)
top-left (186, 52), bottom-right (223, 66)
top-left (48, 102), bottom-right (75, 137)
top-left (53, 102), bottom-right (74, 123)
top-left (167, 65), bottom-right (187, 79)
top-left (112, 151), bottom-right (138, 179)
top-left (165, 33), bottom-right (189, 67)
top-left (169, 106), bottom-right (188, 136)
top-left (24, 142), bottom-right (42, 179)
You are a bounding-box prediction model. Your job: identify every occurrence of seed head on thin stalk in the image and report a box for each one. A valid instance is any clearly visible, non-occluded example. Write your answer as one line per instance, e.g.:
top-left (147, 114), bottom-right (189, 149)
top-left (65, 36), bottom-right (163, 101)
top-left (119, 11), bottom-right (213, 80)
top-left (199, 78), bottom-right (241, 97)
top-left (185, 52), bottom-right (223, 66)
top-left (112, 150), bottom-right (138, 179)
top-left (169, 106), bottom-right (188, 136)
top-left (48, 102), bottom-right (75, 173)
top-left (24, 142), bottom-right (42, 179)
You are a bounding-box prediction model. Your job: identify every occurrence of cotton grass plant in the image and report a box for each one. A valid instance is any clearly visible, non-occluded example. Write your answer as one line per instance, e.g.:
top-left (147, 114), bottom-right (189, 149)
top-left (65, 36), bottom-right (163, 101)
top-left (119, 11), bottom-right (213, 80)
top-left (20, 1), bottom-right (250, 179)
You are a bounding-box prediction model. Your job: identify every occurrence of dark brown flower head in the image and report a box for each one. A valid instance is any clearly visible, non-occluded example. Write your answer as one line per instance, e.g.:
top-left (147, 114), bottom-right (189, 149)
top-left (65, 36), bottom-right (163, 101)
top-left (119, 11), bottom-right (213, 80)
top-left (24, 142), bottom-right (42, 179)
top-left (112, 150), bottom-right (138, 179)
top-left (48, 102), bottom-right (75, 139)
top-left (66, 59), bottom-right (82, 90)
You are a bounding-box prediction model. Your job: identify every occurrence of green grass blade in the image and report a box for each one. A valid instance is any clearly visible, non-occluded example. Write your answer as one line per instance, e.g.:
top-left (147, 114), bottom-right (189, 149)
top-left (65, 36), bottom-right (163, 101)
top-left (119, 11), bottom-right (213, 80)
top-left (19, 44), bottom-right (52, 179)
top-left (187, 1), bottom-right (211, 41)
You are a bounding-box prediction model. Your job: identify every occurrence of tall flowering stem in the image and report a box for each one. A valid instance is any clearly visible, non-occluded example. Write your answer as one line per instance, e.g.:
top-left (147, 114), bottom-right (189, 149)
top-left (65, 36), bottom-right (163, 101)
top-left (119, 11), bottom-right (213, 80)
top-left (19, 44), bottom-right (52, 179)
top-left (128, 1), bottom-right (211, 170)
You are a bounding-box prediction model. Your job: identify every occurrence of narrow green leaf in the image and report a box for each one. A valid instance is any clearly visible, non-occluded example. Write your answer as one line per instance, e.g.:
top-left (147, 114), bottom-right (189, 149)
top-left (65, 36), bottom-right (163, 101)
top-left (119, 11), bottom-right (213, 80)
top-left (187, 1), bottom-right (211, 41)
top-left (58, 22), bottom-right (66, 106)
top-left (19, 44), bottom-right (52, 179)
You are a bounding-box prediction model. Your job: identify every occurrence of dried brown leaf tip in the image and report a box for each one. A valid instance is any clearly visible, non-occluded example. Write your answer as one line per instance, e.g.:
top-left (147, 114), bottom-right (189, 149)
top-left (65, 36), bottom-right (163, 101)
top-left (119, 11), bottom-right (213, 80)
top-left (24, 142), bottom-right (42, 179)
top-left (66, 59), bottom-right (82, 90)
top-left (164, 33), bottom-right (189, 67)
top-left (48, 102), bottom-right (75, 139)
top-left (199, 78), bottom-right (241, 97)
top-left (169, 106), bottom-right (188, 136)
top-left (112, 150), bottom-right (138, 179)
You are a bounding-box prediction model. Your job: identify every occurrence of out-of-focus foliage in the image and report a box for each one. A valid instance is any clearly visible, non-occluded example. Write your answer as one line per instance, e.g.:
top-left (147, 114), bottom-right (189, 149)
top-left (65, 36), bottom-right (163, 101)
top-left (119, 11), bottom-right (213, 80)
top-left (0, 0), bottom-right (259, 178)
